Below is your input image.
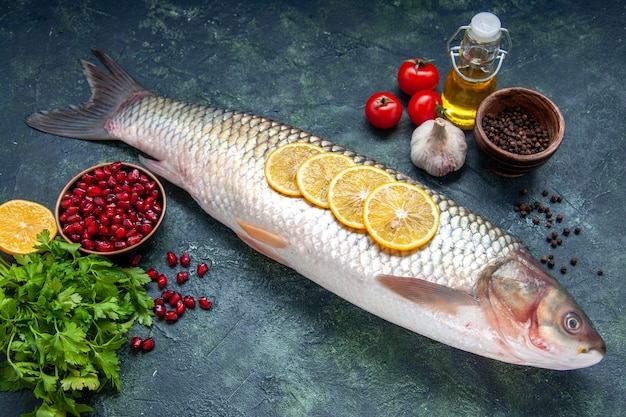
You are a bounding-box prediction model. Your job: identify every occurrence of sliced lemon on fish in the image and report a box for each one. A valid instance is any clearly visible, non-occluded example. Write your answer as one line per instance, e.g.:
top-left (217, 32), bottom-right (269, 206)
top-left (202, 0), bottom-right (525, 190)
top-left (363, 182), bottom-right (439, 251)
top-left (264, 142), bottom-right (325, 196)
top-left (328, 165), bottom-right (395, 229)
top-left (296, 152), bottom-right (356, 208)
top-left (0, 199), bottom-right (57, 255)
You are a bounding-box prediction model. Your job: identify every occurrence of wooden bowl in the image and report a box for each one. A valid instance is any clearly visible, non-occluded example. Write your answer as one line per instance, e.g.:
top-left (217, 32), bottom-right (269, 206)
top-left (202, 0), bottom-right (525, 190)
top-left (473, 87), bottom-right (565, 177)
top-left (55, 162), bottom-right (166, 256)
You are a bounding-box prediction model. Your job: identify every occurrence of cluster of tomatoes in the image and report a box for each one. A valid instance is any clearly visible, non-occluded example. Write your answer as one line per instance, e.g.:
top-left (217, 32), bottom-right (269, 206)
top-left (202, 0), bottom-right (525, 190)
top-left (364, 58), bottom-right (441, 129)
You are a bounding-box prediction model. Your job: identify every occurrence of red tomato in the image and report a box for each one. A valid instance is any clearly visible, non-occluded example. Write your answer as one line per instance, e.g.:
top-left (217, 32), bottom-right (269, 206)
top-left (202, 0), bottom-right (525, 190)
top-left (407, 90), bottom-right (442, 126)
top-left (397, 58), bottom-right (440, 96)
top-left (364, 92), bottom-right (403, 129)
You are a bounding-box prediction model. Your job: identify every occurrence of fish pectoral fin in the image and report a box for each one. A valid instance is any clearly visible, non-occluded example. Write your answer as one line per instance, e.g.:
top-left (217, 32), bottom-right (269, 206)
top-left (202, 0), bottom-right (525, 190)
top-left (376, 274), bottom-right (478, 315)
top-left (139, 156), bottom-right (185, 189)
top-left (236, 219), bottom-right (291, 267)
top-left (236, 219), bottom-right (289, 249)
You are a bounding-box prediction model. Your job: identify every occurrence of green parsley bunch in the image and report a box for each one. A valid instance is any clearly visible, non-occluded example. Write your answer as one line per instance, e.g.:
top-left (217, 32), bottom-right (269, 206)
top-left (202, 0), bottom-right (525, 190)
top-left (0, 231), bottom-right (153, 416)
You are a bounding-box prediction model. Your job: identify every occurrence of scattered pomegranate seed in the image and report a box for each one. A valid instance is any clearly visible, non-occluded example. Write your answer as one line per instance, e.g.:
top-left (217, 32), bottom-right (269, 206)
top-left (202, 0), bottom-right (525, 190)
top-left (141, 337), bottom-right (155, 351)
top-left (175, 300), bottom-right (186, 315)
top-left (146, 268), bottom-right (159, 280)
top-left (153, 297), bottom-right (165, 306)
top-left (198, 297), bottom-right (213, 310)
top-left (180, 252), bottom-right (191, 267)
top-left (130, 336), bottom-right (143, 350)
top-left (157, 274), bottom-right (168, 289)
top-left (197, 263), bottom-right (209, 277)
top-left (164, 310), bottom-right (179, 323)
top-left (169, 292), bottom-right (182, 307)
top-left (166, 251), bottom-right (178, 267)
top-left (183, 295), bottom-right (196, 309)
top-left (129, 253), bottom-right (142, 267)
top-left (176, 271), bottom-right (189, 285)
top-left (154, 303), bottom-right (166, 318)
top-left (161, 290), bottom-right (174, 301)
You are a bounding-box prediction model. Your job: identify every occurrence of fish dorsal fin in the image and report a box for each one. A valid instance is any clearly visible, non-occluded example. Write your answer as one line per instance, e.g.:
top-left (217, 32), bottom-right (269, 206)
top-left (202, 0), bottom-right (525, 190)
top-left (376, 274), bottom-right (478, 315)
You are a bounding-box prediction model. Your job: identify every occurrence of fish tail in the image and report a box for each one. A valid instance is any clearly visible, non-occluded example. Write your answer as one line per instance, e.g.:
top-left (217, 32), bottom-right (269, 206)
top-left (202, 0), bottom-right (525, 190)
top-left (25, 48), bottom-right (148, 140)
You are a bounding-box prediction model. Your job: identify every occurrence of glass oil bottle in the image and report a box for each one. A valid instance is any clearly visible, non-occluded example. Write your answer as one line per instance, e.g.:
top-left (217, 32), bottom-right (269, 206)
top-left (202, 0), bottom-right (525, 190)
top-left (441, 12), bottom-right (512, 130)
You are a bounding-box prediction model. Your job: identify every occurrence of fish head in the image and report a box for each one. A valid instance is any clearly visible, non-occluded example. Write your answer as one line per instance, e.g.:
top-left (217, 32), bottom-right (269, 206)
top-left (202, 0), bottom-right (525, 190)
top-left (486, 251), bottom-right (606, 370)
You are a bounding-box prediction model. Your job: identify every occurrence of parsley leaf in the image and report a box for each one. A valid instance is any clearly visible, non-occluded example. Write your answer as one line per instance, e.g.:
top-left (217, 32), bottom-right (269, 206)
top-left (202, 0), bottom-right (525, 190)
top-left (0, 233), bottom-right (153, 416)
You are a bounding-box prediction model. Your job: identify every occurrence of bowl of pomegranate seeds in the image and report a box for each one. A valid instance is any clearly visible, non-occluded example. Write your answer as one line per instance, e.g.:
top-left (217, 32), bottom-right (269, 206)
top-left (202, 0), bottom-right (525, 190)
top-left (473, 87), bottom-right (565, 177)
top-left (55, 161), bottom-right (166, 256)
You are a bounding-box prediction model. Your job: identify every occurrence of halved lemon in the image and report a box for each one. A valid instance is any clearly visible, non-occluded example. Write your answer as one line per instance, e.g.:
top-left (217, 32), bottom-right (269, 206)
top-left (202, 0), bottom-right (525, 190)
top-left (0, 199), bottom-right (57, 255)
top-left (264, 142), bottom-right (324, 196)
top-left (296, 152), bottom-right (356, 208)
top-left (328, 165), bottom-right (395, 229)
top-left (363, 182), bottom-right (439, 251)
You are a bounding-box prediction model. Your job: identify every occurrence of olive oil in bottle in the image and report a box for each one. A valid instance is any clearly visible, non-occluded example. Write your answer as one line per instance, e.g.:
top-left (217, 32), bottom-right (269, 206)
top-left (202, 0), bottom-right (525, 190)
top-left (441, 12), bottom-right (511, 130)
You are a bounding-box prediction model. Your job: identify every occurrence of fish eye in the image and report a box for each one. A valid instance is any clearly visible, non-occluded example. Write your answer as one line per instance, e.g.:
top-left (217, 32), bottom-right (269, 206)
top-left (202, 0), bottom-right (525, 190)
top-left (564, 312), bottom-right (582, 333)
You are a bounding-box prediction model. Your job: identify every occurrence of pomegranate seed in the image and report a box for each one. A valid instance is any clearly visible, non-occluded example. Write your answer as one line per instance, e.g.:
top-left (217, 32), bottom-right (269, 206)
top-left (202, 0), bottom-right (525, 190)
top-left (183, 295), bottom-right (196, 309)
top-left (169, 292), bottom-right (182, 307)
top-left (129, 253), bottom-right (142, 267)
top-left (176, 271), bottom-right (189, 285)
top-left (140, 223), bottom-right (153, 235)
top-left (166, 251), bottom-right (177, 267)
top-left (146, 268), bottom-right (159, 280)
top-left (154, 304), bottom-right (166, 318)
top-left (145, 210), bottom-right (159, 223)
top-left (82, 173), bottom-right (95, 184)
top-left (198, 297), bottom-right (212, 310)
top-left (81, 239), bottom-right (95, 251)
top-left (109, 161), bottom-right (122, 173)
top-left (175, 300), bottom-right (186, 315)
top-left (179, 252), bottom-right (191, 268)
top-left (95, 240), bottom-right (113, 252)
top-left (130, 336), bottom-right (143, 350)
top-left (154, 297), bottom-right (165, 306)
top-left (197, 263), bottom-right (209, 277)
top-left (161, 290), bottom-right (174, 301)
top-left (157, 274), bottom-right (168, 289)
top-left (141, 337), bottom-right (155, 351)
top-left (127, 235), bottom-right (143, 246)
top-left (164, 310), bottom-right (178, 323)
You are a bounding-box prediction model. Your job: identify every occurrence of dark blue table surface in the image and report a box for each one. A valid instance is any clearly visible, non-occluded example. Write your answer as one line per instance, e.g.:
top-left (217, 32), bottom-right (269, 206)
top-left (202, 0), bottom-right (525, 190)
top-left (1, 1), bottom-right (624, 416)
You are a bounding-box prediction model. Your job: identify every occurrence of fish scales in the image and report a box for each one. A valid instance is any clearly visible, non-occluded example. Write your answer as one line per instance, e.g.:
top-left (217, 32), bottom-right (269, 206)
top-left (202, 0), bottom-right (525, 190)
top-left (25, 49), bottom-right (605, 370)
top-left (115, 92), bottom-right (517, 288)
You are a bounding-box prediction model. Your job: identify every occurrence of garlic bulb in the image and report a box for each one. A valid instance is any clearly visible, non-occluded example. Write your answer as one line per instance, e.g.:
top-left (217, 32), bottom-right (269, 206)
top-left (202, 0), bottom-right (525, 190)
top-left (410, 117), bottom-right (467, 177)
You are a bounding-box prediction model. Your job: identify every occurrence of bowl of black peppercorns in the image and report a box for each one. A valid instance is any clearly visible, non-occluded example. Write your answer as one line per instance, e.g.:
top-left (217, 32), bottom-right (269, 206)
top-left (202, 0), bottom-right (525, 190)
top-left (473, 87), bottom-right (565, 177)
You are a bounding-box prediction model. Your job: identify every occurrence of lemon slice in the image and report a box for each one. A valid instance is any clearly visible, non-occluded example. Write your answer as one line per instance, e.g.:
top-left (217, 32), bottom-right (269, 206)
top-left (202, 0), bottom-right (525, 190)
top-left (363, 182), bottom-right (439, 251)
top-left (264, 142), bottom-right (324, 196)
top-left (328, 165), bottom-right (395, 229)
top-left (0, 199), bottom-right (57, 255)
top-left (296, 152), bottom-right (356, 208)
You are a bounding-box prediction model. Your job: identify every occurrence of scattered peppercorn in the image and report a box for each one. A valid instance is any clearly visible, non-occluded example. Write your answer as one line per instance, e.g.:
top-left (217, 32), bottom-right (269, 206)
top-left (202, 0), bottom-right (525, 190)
top-left (482, 107), bottom-right (550, 155)
top-left (548, 261), bottom-right (555, 269)
top-left (570, 258), bottom-right (578, 266)
top-left (574, 227), bottom-right (581, 235)
top-left (540, 255), bottom-right (548, 264)
top-left (533, 217), bottom-right (540, 225)
top-left (556, 214), bottom-right (563, 223)
top-left (563, 228), bottom-right (570, 236)
top-left (520, 188), bottom-right (528, 196)
top-left (597, 269), bottom-right (604, 276)
top-left (542, 189), bottom-right (549, 196)
top-left (560, 267), bottom-right (567, 274)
